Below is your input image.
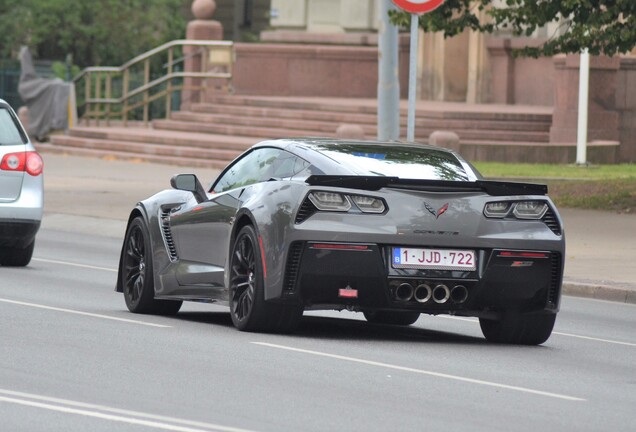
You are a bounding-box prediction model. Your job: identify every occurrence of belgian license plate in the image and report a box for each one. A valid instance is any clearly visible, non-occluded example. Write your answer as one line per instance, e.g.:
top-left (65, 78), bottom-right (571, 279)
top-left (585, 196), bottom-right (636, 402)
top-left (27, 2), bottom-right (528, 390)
top-left (392, 247), bottom-right (476, 271)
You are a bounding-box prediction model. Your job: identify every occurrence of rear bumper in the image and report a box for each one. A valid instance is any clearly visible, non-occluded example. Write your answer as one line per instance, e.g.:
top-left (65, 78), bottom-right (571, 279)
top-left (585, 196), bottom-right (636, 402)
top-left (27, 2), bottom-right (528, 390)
top-left (281, 241), bottom-right (562, 318)
top-left (0, 219), bottom-right (40, 247)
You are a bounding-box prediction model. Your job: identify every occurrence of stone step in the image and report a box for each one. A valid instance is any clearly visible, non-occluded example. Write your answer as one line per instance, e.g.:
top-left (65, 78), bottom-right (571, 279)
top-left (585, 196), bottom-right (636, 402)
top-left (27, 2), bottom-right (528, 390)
top-left (170, 111), bottom-right (377, 135)
top-left (159, 116), bottom-right (549, 143)
top-left (48, 136), bottom-right (244, 168)
top-left (192, 103), bottom-right (551, 132)
top-left (66, 126), bottom-right (255, 151)
top-left (39, 144), bottom-right (232, 169)
top-left (205, 95), bottom-right (553, 122)
top-left (152, 119), bottom-right (321, 140)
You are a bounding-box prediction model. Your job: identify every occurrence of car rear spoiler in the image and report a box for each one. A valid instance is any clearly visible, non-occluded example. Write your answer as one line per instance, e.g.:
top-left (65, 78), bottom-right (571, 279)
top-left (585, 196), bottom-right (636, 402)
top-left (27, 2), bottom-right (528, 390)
top-left (305, 175), bottom-right (547, 196)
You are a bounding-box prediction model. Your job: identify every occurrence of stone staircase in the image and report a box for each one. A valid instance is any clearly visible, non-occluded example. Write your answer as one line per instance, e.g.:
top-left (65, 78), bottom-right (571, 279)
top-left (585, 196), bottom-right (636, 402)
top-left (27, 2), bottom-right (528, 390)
top-left (45, 95), bottom-right (606, 167)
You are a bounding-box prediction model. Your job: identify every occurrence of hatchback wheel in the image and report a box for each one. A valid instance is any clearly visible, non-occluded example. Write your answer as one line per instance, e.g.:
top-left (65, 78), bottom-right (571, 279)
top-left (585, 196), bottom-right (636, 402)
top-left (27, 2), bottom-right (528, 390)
top-left (0, 241), bottom-right (35, 267)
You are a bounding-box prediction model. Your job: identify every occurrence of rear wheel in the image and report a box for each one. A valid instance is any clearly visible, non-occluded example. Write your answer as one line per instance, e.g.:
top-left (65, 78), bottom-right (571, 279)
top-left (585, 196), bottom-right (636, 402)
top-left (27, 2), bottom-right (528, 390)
top-left (229, 225), bottom-right (301, 333)
top-left (122, 217), bottom-right (182, 315)
top-left (363, 310), bottom-right (420, 326)
top-left (0, 241), bottom-right (35, 267)
top-left (479, 312), bottom-right (556, 345)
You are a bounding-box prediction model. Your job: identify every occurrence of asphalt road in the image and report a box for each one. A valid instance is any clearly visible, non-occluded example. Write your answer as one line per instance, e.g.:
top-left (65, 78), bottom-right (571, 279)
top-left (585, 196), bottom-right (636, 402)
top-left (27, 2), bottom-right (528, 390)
top-left (1, 227), bottom-right (635, 431)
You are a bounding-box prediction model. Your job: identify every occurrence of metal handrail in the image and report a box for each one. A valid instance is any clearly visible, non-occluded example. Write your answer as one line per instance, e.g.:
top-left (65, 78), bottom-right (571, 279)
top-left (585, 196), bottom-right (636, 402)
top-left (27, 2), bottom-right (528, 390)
top-left (74, 40), bottom-right (234, 126)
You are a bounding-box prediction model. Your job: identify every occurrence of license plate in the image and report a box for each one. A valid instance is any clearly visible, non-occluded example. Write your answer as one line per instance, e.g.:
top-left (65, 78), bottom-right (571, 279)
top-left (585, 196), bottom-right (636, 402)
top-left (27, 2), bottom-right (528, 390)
top-left (392, 247), bottom-right (476, 271)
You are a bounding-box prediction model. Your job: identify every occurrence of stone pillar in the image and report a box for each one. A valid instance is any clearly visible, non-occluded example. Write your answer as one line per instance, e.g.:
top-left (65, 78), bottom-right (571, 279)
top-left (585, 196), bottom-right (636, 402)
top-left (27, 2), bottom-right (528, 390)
top-left (549, 55), bottom-right (621, 145)
top-left (182, 0), bottom-right (223, 110)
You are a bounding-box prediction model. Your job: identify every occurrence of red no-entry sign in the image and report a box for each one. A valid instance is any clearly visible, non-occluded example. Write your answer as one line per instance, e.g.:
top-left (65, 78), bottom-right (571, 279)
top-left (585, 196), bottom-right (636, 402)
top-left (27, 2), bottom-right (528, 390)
top-left (392, 0), bottom-right (445, 14)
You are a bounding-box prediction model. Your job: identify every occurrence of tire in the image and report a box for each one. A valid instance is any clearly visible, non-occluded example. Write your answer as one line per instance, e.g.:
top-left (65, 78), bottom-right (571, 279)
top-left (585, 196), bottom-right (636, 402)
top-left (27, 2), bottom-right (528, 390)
top-left (229, 225), bottom-right (302, 333)
top-left (479, 312), bottom-right (556, 345)
top-left (363, 310), bottom-right (420, 326)
top-left (0, 241), bottom-right (35, 267)
top-left (122, 217), bottom-right (182, 315)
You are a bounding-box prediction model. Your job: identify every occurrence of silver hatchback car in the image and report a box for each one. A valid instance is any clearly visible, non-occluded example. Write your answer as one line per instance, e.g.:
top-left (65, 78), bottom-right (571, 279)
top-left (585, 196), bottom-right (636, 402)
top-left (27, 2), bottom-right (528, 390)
top-left (0, 99), bottom-right (43, 266)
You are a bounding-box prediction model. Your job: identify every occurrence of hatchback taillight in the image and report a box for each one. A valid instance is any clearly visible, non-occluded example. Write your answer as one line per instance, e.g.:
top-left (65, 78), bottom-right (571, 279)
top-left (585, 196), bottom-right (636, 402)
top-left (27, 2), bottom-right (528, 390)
top-left (0, 151), bottom-right (43, 176)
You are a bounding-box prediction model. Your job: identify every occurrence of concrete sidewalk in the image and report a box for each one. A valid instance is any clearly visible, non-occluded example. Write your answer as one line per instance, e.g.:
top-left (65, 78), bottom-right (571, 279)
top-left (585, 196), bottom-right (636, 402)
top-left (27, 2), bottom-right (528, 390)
top-left (41, 153), bottom-right (636, 304)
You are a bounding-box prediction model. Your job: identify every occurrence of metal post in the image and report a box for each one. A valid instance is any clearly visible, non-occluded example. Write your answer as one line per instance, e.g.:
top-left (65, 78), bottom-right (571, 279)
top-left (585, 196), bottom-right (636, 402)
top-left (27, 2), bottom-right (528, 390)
top-left (377, 0), bottom-right (400, 141)
top-left (406, 13), bottom-right (419, 142)
top-left (576, 49), bottom-right (590, 165)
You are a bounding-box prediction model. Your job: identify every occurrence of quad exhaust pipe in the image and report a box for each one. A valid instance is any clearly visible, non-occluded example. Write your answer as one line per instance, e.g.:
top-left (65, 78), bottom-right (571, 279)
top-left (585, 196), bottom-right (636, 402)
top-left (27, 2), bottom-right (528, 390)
top-left (432, 284), bottom-right (451, 304)
top-left (392, 281), bottom-right (468, 304)
top-left (394, 283), bottom-right (414, 302)
top-left (414, 284), bottom-right (432, 303)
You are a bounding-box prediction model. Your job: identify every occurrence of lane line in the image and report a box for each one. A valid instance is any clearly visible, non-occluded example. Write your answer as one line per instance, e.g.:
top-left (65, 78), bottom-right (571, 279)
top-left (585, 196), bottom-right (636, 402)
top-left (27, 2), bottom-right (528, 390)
top-left (252, 342), bottom-right (585, 402)
top-left (0, 389), bottom-right (254, 432)
top-left (0, 298), bottom-right (170, 328)
top-left (553, 332), bottom-right (636, 347)
top-left (440, 316), bottom-right (636, 347)
top-left (32, 257), bottom-right (117, 273)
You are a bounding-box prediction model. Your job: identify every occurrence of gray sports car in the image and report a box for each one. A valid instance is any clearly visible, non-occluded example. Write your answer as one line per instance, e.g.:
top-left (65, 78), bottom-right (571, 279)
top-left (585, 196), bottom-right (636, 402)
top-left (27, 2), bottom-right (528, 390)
top-left (116, 138), bottom-right (565, 345)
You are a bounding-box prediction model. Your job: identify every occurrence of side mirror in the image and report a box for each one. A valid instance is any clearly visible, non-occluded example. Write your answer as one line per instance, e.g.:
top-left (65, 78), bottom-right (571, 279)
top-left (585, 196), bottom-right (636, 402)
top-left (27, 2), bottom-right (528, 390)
top-left (170, 174), bottom-right (207, 203)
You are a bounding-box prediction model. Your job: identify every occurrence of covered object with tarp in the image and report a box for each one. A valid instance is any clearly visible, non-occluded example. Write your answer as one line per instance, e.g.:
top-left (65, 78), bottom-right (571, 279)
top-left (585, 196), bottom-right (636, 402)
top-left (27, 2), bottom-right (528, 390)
top-left (18, 46), bottom-right (70, 140)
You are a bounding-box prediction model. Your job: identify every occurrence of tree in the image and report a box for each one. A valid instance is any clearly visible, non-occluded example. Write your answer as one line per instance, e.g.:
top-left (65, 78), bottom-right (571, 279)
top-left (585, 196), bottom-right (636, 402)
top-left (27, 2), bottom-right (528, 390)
top-left (390, 0), bottom-right (636, 57)
top-left (0, 0), bottom-right (190, 68)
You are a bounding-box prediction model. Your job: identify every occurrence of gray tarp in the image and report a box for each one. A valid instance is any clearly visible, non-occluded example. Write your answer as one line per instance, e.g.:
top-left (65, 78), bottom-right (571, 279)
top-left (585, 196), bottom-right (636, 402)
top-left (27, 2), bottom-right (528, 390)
top-left (18, 46), bottom-right (70, 139)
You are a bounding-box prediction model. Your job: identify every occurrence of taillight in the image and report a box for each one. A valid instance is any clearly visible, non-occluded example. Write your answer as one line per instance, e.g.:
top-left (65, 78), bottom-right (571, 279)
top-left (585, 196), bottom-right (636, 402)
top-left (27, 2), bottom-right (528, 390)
top-left (0, 151), bottom-right (43, 176)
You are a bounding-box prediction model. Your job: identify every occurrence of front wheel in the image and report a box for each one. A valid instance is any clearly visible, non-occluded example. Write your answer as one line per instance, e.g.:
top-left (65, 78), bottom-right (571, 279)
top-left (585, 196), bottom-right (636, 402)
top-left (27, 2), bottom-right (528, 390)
top-left (229, 225), bottom-right (301, 333)
top-left (122, 217), bottom-right (182, 315)
top-left (363, 310), bottom-right (420, 326)
top-left (479, 313), bottom-right (556, 345)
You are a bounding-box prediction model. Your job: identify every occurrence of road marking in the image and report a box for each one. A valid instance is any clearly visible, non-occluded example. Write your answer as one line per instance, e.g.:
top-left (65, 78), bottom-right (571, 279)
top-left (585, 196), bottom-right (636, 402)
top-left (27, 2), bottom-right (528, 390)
top-left (553, 332), bottom-right (636, 347)
top-left (0, 389), bottom-right (254, 432)
top-left (32, 257), bottom-right (117, 273)
top-left (440, 316), bottom-right (636, 347)
top-left (252, 342), bottom-right (585, 402)
top-left (0, 298), bottom-right (170, 328)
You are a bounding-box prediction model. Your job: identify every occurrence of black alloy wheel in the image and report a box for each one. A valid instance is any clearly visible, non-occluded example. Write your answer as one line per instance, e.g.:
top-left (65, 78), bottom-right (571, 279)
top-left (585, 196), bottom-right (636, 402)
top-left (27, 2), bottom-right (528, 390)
top-left (230, 227), bottom-right (257, 326)
top-left (479, 312), bottom-right (556, 345)
top-left (229, 225), bottom-right (302, 333)
top-left (122, 217), bottom-right (181, 315)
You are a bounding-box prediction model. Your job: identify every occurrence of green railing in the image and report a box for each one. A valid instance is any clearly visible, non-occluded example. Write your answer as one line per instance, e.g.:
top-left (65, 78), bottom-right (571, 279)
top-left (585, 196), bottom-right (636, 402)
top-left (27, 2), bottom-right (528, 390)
top-left (74, 39), bottom-right (234, 126)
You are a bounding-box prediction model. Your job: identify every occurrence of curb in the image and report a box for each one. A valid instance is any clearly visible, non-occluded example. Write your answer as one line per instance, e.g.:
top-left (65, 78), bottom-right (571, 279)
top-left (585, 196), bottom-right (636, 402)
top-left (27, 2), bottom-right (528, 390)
top-left (563, 281), bottom-right (636, 305)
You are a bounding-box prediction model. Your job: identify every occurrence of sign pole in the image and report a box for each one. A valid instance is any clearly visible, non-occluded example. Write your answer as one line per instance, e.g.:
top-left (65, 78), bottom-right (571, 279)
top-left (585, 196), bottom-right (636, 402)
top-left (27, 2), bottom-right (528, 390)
top-left (576, 48), bottom-right (589, 165)
top-left (392, 0), bottom-right (445, 141)
top-left (407, 13), bottom-right (419, 142)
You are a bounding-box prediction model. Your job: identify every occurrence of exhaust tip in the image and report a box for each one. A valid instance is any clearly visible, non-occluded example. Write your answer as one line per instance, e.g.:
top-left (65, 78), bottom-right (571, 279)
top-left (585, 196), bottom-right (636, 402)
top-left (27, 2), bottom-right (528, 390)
top-left (432, 284), bottom-right (450, 304)
top-left (451, 285), bottom-right (468, 304)
top-left (395, 283), bottom-right (414, 302)
top-left (414, 284), bottom-right (432, 303)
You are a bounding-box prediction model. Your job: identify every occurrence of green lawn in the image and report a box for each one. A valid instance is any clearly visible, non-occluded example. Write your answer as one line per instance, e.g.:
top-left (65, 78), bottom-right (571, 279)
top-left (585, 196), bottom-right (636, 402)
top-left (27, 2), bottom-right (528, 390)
top-left (473, 162), bottom-right (636, 213)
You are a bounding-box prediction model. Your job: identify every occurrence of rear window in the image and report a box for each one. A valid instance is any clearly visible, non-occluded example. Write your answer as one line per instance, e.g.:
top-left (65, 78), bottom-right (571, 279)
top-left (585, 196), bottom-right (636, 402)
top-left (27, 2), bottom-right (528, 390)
top-left (315, 143), bottom-right (470, 181)
top-left (0, 107), bottom-right (28, 146)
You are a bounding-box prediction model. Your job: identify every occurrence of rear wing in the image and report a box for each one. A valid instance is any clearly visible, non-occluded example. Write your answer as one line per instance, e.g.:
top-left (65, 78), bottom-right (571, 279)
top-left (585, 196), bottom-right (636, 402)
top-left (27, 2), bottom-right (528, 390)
top-left (305, 175), bottom-right (547, 196)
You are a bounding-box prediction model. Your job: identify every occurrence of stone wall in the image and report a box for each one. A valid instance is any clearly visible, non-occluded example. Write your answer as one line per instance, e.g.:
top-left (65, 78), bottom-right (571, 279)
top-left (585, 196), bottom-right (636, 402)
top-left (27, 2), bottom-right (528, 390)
top-left (230, 40), bottom-right (410, 98)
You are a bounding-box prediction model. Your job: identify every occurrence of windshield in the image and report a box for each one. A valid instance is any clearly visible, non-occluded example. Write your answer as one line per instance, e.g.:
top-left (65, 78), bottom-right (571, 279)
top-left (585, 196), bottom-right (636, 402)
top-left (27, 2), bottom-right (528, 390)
top-left (315, 143), bottom-right (471, 181)
top-left (0, 107), bottom-right (28, 146)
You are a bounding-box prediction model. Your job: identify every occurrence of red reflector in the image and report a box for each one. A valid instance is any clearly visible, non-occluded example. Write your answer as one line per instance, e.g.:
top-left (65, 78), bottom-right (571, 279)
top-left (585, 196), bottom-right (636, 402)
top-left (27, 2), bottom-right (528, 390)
top-left (499, 251), bottom-right (549, 259)
top-left (258, 236), bottom-right (267, 279)
top-left (338, 288), bottom-right (358, 299)
top-left (311, 243), bottom-right (369, 251)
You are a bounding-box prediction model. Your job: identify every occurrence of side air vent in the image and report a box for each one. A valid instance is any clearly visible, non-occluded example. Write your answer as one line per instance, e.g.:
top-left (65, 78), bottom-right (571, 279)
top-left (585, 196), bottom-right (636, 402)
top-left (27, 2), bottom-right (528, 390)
top-left (542, 207), bottom-right (562, 236)
top-left (159, 210), bottom-right (179, 262)
top-left (283, 242), bottom-right (304, 292)
top-left (295, 198), bottom-right (318, 224)
top-left (547, 253), bottom-right (562, 309)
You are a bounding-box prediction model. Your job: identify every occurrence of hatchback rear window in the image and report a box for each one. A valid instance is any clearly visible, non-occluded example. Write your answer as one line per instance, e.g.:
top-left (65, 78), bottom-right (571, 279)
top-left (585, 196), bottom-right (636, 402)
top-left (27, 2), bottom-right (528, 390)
top-left (0, 107), bottom-right (28, 146)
